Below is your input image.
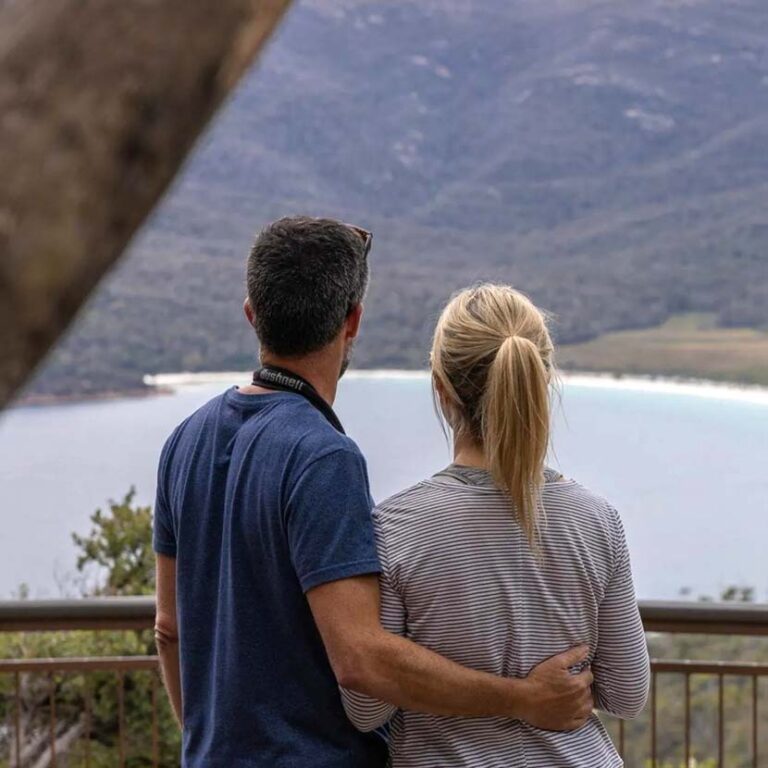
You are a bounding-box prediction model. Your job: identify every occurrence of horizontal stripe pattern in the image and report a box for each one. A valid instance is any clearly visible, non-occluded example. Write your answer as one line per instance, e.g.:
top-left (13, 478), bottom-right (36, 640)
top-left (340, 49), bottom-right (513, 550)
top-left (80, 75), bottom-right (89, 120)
top-left (342, 466), bottom-right (649, 767)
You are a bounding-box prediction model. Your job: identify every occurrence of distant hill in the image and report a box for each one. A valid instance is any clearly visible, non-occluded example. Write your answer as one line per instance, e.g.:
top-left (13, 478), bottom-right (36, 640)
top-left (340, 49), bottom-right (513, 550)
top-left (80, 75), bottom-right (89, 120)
top-left (26, 0), bottom-right (768, 398)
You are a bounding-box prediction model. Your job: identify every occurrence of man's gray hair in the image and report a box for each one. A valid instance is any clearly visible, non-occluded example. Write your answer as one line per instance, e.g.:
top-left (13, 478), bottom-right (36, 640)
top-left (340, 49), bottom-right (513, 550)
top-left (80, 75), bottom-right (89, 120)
top-left (247, 216), bottom-right (369, 356)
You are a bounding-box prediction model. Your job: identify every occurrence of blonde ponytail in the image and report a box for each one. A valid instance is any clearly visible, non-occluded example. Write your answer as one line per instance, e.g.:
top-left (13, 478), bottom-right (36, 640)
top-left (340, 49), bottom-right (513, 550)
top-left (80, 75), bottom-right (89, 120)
top-left (431, 284), bottom-right (554, 545)
top-left (483, 335), bottom-right (550, 542)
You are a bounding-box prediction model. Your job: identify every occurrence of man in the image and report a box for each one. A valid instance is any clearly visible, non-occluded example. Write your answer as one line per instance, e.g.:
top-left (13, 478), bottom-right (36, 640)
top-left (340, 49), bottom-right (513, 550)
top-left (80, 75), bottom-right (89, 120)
top-left (153, 216), bottom-right (593, 767)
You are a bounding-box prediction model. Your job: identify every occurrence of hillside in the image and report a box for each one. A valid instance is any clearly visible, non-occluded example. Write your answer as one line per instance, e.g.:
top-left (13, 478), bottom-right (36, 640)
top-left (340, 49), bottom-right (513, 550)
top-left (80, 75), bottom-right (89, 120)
top-left (25, 0), bottom-right (768, 398)
top-left (559, 312), bottom-right (768, 384)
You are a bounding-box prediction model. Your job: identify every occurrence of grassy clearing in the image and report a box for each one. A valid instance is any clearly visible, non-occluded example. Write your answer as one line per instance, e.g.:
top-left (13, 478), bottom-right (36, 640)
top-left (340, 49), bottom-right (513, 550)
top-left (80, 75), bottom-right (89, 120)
top-left (557, 313), bottom-right (768, 385)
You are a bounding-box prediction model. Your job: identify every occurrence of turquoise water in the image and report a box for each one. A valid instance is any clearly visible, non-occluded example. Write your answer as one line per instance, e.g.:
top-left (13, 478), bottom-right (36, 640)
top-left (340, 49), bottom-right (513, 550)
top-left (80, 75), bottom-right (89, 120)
top-left (0, 375), bottom-right (766, 599)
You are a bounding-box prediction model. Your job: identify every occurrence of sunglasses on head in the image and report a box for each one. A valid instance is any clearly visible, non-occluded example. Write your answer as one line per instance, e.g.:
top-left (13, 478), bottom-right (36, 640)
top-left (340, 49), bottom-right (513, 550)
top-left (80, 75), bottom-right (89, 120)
top-left (345, 223), bottom-right (373, 260)
top-left (344, 224), bottom-right (372, 315)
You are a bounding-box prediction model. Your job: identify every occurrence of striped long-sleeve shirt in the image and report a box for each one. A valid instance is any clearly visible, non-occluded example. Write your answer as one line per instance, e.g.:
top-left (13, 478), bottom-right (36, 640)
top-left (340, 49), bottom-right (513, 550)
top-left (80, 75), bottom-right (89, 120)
top-left (341, 465), bottom-right (650, 767)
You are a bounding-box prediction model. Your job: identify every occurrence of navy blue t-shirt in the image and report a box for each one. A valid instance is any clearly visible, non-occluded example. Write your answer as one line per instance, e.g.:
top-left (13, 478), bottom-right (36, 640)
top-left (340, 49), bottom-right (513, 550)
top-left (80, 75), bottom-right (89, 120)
top-left (153, 387), bottom-right (388, 767)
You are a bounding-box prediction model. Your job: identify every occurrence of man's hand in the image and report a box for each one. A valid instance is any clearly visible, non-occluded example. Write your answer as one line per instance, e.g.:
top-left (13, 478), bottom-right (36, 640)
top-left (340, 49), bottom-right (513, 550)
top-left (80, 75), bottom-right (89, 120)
top-left (515, 645), bottom-right (594, 731)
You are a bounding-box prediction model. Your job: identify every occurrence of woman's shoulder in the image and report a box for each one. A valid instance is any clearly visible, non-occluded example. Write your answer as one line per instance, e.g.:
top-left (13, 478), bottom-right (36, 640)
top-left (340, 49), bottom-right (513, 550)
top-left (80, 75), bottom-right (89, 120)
top-left (543, 472), bottom-right (612, 506)
top-left (373, 465), bottom-right (501, 513)
top-left (372, 474), bottom-right (472, 532)
top-left (374, 479), bottom-right (437, 516)
top-left (541, 473), bottom-right (624, 538)
top-left (373, 469), bottom-right (625, 542)
top-left (375, 469), bottom-right (621, 512)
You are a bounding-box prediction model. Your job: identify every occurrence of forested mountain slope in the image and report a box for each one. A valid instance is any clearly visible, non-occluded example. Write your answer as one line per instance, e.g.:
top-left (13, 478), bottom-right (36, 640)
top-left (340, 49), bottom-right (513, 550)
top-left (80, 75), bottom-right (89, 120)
top-left (28, 0), bottom-right (768, 397)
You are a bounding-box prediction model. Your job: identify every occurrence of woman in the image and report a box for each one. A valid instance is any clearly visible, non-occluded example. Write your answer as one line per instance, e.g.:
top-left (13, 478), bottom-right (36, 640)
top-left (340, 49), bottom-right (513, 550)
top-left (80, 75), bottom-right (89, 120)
top-left (342, 284), bottom-right (649, 767)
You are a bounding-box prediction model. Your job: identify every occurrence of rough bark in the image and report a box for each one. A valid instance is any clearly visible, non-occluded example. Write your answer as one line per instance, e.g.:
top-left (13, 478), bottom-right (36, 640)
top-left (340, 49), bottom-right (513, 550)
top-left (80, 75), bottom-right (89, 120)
top-left (0, 0), bottom-right (292, 408)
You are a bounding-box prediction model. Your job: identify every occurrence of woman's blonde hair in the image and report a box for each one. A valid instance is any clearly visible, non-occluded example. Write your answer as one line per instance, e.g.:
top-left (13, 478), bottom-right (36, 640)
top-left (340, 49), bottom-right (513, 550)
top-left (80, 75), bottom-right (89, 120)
top-left (431, 283), bottom-right (554, 543)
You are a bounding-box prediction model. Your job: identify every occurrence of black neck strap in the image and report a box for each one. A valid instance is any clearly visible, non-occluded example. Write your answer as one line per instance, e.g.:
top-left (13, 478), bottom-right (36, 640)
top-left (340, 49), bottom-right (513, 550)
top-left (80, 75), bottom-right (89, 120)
top-left (252, 366), bottom-right (345, 434)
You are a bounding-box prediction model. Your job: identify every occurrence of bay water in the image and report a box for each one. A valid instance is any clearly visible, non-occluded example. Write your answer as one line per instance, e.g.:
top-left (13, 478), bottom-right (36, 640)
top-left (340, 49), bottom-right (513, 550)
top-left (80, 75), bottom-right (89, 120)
top-left (0, 373), bottom-right (766, 600)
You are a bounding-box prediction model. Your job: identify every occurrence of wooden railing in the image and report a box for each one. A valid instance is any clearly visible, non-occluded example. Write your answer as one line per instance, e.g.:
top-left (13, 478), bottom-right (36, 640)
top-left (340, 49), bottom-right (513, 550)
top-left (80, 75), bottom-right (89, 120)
top-left (1, 599), bottom-right (767, 767)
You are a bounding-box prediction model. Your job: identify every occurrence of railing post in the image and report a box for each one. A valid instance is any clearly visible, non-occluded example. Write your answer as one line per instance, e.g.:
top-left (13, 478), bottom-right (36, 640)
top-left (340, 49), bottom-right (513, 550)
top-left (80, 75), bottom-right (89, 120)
top-left (117, 671), bottom-right (126, 768)
top-left (650, 670), bottom-right (657, 768)
top-left (684, 672), bottom-right (691, 767)
top-left (14, 671), bottom-right (21, 768)
top-left (85, 680), bottom-right (92, 768)
top-left (752, 676), bottom-right (758, 768)
top-left (717, 673), bottom-right (724, 768)
top-left (49, 672), bottom-right (57, 767)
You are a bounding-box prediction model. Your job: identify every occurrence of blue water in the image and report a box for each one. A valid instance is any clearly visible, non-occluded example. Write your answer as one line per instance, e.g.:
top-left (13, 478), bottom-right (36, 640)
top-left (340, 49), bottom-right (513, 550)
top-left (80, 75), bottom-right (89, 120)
top-left (0, 375), bottom-right (766, 600)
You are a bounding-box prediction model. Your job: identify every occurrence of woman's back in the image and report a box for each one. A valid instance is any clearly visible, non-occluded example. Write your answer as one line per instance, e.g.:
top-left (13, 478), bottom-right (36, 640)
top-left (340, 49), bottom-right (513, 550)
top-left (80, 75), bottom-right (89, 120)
top-left (343, 283), bottom-right (648, 765)
top-left (343, 465), bottom-right (649, 767)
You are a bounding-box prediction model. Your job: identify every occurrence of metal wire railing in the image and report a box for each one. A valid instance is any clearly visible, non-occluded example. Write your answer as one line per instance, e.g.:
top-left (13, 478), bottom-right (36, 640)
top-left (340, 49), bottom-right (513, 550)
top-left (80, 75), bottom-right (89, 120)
top-left (0, 657), bottom-right (159, 768)
top-left (605, 660), bottom-right (768, 767)
top-left (1, 599), bottom-right (767, 767)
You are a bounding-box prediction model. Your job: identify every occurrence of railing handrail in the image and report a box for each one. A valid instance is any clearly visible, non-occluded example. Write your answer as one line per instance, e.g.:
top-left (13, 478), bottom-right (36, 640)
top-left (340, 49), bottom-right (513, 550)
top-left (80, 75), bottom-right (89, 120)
top-left (0, 596), bottom-right (154, 631)
top-left (0, 597), bottom-right (766, 634)
top-left (0, 655), bottom-right (158, 673)
top-left (3, 656), bottom-right (768, 678)
top-left (640, 599), bottom-right (768, 635)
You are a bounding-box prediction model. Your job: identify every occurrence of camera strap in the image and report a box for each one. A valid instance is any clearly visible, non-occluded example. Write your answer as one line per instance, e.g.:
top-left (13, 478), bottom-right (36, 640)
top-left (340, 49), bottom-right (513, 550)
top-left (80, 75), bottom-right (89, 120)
top-left (252, 366), bottom-right (345, 434)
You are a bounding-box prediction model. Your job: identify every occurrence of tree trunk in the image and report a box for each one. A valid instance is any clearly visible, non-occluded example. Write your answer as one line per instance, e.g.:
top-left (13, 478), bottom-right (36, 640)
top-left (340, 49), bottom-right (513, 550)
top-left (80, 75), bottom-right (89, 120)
top-left (28, 719), bottom-right (83, 768)
top-left (0, 0), bottom-right (292, 409)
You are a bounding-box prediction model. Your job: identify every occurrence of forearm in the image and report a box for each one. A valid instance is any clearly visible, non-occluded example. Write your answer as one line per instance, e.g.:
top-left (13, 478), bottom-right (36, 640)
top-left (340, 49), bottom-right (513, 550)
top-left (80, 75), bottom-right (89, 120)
top-left (154, 554), bottom-right (182, 726)
top-left (311, 576), bottom-right (592, 731)
top-left (157, 639), bottom-right (183, 726)
top-left (341, 630), bottom-right (529, 719)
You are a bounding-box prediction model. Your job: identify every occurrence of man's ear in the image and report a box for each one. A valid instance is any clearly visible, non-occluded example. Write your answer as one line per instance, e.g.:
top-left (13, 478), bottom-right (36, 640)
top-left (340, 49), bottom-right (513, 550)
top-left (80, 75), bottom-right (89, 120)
top-left (345, 303), bottom-right (364, 341)
top-left (243, 297), bottom-right (256, 328)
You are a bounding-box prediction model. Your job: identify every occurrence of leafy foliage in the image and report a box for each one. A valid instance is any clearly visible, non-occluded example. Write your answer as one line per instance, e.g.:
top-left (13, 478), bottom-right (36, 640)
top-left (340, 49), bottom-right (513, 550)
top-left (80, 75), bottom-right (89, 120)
top-left (72, 489), bottom-right (154, 596)
top-left (0, 492), bottom-right (180, 766)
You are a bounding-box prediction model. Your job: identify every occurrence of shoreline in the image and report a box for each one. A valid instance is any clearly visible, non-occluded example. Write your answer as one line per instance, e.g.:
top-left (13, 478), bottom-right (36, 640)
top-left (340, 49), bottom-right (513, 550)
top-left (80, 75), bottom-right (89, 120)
top-left (10, 368), bottom-right (768, 409)
top-left (557, 371), bottom-right (768, 405)
top-left (12, 386), bottom-right (168, 409)
top-left (145, 369), bottom-right (768, 406)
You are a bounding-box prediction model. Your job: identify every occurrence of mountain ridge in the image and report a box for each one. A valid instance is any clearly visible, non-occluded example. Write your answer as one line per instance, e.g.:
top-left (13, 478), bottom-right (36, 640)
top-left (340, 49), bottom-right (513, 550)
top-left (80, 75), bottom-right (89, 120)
top-left (26, 0), bottom-right (768, 397)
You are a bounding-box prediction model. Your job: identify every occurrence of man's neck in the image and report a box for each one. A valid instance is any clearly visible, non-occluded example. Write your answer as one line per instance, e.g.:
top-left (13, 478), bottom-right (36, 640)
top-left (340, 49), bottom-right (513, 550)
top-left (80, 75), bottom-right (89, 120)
top-left (258, 351), bottom-right (341, 406)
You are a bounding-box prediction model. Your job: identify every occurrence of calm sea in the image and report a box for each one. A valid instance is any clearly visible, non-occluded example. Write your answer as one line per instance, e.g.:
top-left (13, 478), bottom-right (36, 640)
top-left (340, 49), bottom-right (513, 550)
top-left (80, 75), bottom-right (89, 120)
top-left (1, 373), bottom-right (766, 600)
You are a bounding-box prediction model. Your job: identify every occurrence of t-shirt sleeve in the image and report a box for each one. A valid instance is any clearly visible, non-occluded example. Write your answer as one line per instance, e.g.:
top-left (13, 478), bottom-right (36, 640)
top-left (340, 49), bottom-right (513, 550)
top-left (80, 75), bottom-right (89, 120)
top-left (152, 437), bottom-right (177, 558)
top-left (286, 447), bottom-right (380, 593)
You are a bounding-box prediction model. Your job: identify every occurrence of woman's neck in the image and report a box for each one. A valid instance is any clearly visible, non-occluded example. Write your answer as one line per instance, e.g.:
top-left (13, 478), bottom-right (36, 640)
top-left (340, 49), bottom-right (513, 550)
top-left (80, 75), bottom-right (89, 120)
top-left (453, 436), bottom-right (487, 470)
